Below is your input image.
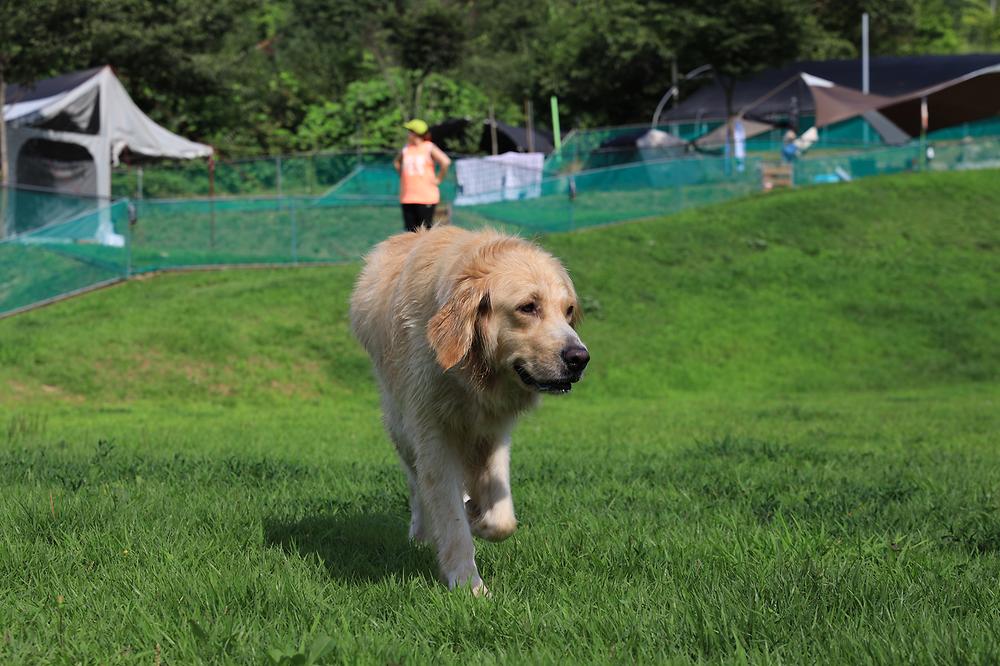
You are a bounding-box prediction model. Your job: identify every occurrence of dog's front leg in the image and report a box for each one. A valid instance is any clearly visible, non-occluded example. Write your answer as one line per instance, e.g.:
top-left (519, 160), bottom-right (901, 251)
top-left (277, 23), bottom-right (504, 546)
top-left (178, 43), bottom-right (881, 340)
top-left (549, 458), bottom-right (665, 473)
top-left (416, 438), bottom-right (487, 596)
top-left (466, 438), bottom-right (517, 542)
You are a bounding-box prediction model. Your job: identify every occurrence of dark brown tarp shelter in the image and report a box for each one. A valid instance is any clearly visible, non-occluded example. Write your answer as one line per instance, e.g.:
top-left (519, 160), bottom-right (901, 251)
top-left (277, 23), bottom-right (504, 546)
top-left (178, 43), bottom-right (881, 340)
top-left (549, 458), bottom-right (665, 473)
top-left (800, 73), bottom-right (912, 145)
top-left (718, 73), bottom-right (911, 145)
top-left (662, 54), bottom-right (1000, 123)
top-left (429, 118), bottom-right (554, 155)
top-left (876, 64), bottom-right (1000, 136)
top-left (802, 73), bottom-right (893, 127)
top-left (694, 119), bottom-right (775, 149)
top-left (799, 65), bottom-right (1000, 141)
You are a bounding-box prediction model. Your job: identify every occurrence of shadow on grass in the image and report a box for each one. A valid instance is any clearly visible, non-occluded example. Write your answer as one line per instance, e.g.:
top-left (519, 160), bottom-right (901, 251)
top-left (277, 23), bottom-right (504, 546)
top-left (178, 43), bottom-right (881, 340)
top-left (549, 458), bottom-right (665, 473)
top-left (263, 512), bottom-right (438, 585)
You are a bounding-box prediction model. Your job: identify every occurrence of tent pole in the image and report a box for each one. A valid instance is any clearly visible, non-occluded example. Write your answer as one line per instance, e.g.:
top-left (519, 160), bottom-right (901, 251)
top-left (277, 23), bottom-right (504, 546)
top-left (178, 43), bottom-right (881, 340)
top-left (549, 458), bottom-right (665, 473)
top-left (919, 96), bottom-right (928, 172)
top-left (736, 73), bottom-right (801, 118)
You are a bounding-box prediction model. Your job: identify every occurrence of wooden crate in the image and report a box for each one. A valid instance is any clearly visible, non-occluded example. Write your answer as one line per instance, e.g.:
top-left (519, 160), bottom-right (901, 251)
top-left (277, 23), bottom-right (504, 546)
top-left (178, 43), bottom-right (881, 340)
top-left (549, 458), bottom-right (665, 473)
top-left (761, 164), bottom-right (793, 190)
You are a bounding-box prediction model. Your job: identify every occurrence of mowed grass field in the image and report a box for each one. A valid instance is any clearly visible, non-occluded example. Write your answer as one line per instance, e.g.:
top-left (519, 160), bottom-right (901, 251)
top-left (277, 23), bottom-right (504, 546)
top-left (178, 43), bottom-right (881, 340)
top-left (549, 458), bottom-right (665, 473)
top-left (1, 170), bottom-right (998, 664)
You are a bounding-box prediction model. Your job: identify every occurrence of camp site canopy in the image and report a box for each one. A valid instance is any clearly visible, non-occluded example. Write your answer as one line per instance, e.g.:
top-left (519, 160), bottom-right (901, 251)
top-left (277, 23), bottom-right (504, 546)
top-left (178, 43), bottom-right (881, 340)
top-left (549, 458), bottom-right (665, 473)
top-left (796, 65), bottom-right (1000, 141)
top-left (877, 63), bottom-right (1000, 136)
top-left (662, 54), bottom-right (1000, 123)
top-left (3, 66), bottom-right (213, 201)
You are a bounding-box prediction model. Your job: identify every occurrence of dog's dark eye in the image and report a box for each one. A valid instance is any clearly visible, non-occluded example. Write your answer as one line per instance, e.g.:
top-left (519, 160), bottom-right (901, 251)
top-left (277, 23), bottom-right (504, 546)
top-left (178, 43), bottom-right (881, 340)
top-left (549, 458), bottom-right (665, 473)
top-left (566, 305), bottom-right (575, 318)
top-left (517, 302), bottom-right (537, 315)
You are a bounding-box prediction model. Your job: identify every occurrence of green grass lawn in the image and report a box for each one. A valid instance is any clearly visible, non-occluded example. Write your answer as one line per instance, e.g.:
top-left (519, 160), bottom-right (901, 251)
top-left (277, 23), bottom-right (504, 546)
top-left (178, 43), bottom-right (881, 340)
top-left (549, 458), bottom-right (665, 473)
top-left (1, 170), bottom-right (998, 664)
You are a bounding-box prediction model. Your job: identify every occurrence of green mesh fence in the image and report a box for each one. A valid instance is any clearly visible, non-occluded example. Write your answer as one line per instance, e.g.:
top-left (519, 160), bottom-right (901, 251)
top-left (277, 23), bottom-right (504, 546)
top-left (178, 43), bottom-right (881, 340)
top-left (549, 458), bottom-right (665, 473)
top-left (1, 186), bottom-right (111, 237)
top-left (545, 115), bottom-right (1000, 175)
top-left (0, 198), bottom-right (131, 315)
top-left (109, 117), bottom-right (1000, 199)
top-left (127, 196), bottom-right (402, 270)
top-left (112, 151), bottom-right (396, 199)
top-left (5, 137), bottom-right (1000, 318)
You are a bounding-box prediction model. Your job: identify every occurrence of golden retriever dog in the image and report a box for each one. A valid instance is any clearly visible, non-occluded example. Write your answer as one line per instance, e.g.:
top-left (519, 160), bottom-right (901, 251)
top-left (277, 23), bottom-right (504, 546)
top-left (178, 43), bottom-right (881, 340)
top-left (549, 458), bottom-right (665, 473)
top-left (350, 225), bottom-right (589, 595)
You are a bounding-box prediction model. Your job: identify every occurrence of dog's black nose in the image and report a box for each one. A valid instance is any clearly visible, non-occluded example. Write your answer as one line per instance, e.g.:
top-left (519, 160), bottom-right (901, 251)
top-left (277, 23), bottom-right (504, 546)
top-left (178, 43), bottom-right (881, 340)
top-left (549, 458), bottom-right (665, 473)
top-left (561, 345), bottom-right (590, 372)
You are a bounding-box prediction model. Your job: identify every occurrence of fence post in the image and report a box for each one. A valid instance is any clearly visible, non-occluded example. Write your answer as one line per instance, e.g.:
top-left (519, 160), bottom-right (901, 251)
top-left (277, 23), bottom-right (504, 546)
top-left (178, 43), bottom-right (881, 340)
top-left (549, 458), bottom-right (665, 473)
top-left (290, 197), bottom-right (298, 265)
top-left (208, 155), bottom-right (216, 249)
top-left (309, 153), bottom-right (316, 195)
top-left (276, 155), bottom-right (282, 197)
top-left (568, 175), bottom-right (576, 232)
top-left (126, 200), bottom-right (136, 278)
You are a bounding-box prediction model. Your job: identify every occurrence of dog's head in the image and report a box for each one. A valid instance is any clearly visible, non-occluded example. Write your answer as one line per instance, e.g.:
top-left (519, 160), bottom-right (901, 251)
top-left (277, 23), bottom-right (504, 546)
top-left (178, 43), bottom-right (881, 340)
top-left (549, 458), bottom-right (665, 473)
top-left (427, 236), bottom-right (589, 395)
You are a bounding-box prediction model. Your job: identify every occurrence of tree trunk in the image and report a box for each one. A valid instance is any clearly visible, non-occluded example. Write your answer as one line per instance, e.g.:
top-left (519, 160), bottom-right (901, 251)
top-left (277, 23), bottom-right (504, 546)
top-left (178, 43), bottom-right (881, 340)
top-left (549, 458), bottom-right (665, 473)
top-left (412, 74), bottom-right (425, 119)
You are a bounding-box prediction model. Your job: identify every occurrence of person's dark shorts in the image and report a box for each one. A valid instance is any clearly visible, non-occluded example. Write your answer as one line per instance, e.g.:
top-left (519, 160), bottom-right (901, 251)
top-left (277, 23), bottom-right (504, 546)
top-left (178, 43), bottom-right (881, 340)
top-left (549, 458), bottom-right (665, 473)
top-left (401, 203), bottom-right (436, 232)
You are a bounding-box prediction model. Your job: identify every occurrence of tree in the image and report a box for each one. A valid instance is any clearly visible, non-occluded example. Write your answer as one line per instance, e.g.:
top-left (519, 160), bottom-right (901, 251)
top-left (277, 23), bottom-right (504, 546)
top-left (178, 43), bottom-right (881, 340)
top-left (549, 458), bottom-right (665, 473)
top-left (384, 1), bottom-right (469, 117)
top-left (79, 0), bottom-right (257, 151)
top-left (961, 0), bottom-right (1000, 50)
top-left (674, 0), bottom-right (809, 156)
top-left (460, 0), bottom-right (681, 128)
top-left (293, 70), bottom-right (491, 151)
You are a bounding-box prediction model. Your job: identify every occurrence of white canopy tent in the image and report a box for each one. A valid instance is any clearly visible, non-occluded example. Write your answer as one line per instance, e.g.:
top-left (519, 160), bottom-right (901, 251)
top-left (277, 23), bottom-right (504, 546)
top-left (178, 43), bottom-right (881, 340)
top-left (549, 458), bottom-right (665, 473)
top-left (3, 66), bottom-right (212, 243)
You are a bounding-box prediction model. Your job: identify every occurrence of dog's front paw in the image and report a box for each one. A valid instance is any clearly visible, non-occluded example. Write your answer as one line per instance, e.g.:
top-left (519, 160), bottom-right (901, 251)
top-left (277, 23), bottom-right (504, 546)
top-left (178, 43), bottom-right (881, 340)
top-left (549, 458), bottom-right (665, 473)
top-left (445, 562), bottom-right (490, 597)
top-left (470, 515), bottom-right (518, 542)
top-left (466, 499), bottom-right (517, 542)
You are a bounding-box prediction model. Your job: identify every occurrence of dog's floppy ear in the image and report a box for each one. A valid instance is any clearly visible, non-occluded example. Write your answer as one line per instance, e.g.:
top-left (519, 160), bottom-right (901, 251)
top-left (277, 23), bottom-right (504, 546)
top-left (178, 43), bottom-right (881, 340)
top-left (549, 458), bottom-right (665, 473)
top-left (427, 278), bottom-right (488, 370)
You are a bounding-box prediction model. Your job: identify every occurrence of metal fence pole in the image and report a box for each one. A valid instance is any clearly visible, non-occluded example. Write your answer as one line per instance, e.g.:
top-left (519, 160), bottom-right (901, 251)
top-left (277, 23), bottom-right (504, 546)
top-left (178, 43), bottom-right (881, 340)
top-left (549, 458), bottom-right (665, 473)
top-left (276, 155), bottom-right (282, 197)
top-left (126, 200), bottom-right (136, 278)
top-left (290, 198), bottom-right (298, 265)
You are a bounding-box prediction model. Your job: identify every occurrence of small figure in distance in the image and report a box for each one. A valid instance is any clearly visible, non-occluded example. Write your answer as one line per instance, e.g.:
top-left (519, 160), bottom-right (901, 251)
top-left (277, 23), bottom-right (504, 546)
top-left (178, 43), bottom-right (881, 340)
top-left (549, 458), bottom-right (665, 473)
top-left (394, 119), bottom-right (452, 232)
top-left (781, 128), bottom-right (798, 163)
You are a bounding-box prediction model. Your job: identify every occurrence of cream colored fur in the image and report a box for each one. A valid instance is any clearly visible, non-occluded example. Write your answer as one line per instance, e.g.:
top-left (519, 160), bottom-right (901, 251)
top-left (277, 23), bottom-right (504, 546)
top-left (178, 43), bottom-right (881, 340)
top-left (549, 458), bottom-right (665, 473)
top-left (349, 225), bottom-right (588, 595)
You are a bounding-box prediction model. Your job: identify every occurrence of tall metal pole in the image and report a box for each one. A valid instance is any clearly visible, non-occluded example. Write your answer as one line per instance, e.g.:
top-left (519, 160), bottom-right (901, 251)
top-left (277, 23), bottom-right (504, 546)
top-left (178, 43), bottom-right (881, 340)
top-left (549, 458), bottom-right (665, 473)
top-left (862, 13), bottom-right (870, 94)
top-left (862, 12), bottom-right (870, 145)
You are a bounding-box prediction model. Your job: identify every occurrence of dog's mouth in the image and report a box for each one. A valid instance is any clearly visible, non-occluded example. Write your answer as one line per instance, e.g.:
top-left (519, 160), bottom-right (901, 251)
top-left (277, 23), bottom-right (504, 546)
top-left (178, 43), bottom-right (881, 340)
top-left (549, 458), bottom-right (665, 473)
top-left (514, 363), bottom-right (578, 394)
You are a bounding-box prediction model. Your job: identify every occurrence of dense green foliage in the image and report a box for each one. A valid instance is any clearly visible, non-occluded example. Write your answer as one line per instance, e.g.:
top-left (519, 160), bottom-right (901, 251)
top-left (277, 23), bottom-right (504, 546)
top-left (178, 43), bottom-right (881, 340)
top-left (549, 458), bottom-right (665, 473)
top-left (3, 0), bottom-right (999, 156)
top-left (0, 170), bottom-right (998, 662)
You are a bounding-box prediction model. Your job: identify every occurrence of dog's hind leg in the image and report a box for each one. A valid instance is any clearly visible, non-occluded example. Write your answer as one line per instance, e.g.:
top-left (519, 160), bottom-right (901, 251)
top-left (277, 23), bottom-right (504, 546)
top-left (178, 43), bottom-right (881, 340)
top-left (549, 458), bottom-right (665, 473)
top-left (400, 457), bottom-right (430, 544)
top-left (381, 392), bottom-right (429, 544)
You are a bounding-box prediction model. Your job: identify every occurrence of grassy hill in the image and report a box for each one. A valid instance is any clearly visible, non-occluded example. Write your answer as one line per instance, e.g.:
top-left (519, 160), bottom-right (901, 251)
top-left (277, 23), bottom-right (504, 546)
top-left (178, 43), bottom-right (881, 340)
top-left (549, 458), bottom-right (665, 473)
top-left (1, 170), bottom-right (998, 664)
top-left (1, 170), bottom-right (997, 405)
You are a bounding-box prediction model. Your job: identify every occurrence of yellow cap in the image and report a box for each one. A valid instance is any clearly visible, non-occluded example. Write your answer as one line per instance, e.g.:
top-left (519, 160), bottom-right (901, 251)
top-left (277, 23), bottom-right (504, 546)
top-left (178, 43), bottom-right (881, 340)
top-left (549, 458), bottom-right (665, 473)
top-left (403, 119), bottom-right (429, 135)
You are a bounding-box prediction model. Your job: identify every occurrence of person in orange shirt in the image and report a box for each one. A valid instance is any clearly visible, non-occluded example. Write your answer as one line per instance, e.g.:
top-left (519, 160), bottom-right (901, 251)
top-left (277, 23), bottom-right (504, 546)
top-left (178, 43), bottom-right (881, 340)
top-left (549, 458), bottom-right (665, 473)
top-left (394, 119), bottom-right (452, 232)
